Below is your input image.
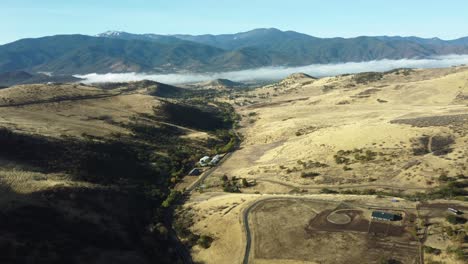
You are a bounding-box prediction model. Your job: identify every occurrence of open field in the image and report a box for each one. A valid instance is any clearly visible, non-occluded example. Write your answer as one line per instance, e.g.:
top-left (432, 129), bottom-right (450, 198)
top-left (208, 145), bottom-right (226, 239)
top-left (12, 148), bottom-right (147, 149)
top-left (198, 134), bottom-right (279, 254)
top-left (185, 194), bottom-right (426, 264)
top-left (251, 199), bottom-right (419, 264)
top-left (187, 193), bottom-right (467, 264)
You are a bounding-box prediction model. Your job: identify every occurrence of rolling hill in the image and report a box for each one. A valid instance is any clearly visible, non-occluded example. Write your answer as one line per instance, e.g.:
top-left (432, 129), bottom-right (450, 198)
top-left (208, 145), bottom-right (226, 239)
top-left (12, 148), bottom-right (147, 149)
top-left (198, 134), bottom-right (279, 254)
top-left (0, 80), bottom-right (238, 263)
top-left (186, 78), bottom-right (246, 90)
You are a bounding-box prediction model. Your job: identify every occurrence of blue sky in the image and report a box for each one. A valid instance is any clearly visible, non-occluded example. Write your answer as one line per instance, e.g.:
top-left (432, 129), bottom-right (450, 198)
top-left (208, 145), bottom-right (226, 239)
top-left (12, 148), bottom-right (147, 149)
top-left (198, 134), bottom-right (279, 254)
top-left (1, 0), bottom-right (467, 44)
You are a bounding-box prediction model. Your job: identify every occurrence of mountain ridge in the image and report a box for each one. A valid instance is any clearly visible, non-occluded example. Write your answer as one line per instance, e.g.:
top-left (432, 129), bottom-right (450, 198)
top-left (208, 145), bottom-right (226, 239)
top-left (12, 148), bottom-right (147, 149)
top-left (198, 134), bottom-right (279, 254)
top-left (2, 28), bottom-right (468, 75)
top-left (97, 28), bottom-right (468, 43)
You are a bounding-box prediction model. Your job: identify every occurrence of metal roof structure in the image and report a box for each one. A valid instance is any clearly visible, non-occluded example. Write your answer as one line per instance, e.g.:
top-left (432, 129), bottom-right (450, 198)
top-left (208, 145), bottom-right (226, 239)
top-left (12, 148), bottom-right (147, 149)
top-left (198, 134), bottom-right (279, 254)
top-left (371, 211), bottom-right (398, 221)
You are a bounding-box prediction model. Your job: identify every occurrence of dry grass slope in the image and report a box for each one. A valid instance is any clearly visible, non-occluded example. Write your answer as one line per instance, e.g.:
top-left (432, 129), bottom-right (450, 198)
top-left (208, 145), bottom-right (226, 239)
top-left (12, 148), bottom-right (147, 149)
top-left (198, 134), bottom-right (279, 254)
top-left (187, 66), bottom-right (468, 264)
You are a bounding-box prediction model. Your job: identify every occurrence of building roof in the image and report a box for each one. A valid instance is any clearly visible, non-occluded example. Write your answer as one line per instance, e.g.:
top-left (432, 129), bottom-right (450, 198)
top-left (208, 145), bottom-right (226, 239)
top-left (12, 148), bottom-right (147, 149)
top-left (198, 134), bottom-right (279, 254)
top-left (448, 208), bottom-right (462, 214)
top-left (371, 211), bottom-right (397, 220)
top-left (200, 156), bottom-right (210, 162)
top-left (189, 168), bottom-right (201, 175)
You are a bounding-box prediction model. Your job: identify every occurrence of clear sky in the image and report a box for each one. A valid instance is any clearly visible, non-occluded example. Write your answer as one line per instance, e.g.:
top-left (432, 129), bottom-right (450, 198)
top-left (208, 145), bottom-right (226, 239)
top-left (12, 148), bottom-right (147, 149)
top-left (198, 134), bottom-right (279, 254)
top-left (1, 0), bottom-right (467, 44)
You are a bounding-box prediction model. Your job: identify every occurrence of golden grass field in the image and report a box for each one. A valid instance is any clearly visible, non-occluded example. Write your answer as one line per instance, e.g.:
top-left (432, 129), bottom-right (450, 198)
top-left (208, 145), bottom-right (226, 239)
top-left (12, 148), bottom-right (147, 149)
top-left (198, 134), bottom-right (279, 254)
top-left (208, 67), bottom-right (468, 191)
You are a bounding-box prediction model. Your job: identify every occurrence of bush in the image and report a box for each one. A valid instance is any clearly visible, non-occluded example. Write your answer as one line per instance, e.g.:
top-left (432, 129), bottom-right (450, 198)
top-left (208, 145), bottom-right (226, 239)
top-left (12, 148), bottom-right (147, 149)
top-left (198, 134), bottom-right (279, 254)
top-left (242, 178), bottom-right (249, 187)
top-left (446, 214), bottom-right (467, 225)
top-left (438, 174), bottom-right (457, 182)
top-left (162, 190), bottom-right (182, 208)
top-left (221, 176), bottom-right (241, 193)
top-left (379, 258), bottom-right (402, 264)
top-left (218, 136), bottom-right (238, 153)
top-left (446, 246), bottom-right (466, 261)
top-left (320, 188), bottom-right (338, 194)
top-left (223, 184), bottom-right (240, 193)
top-left (362, 189), bottom-right (377, 195)
top-left (301, 172), bottom-right (320, 178)
top-left (334, 155), bottom-right (350, 164)
top-left (197, 235), bottom-right (214, 249)
top-left (354, 72), bottom-right (383, 84)
top-left (423, 246), bottom-right (442, 255)
top-left (221, 175), bottom-right (228, 182)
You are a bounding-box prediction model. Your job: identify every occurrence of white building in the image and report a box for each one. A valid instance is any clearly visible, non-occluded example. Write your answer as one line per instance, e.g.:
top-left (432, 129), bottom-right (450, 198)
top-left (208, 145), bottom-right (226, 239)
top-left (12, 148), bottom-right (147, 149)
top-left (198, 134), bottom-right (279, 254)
top-left (199, 156), bottom-right (210, 166)
top-left (210, 154), bottom-right (222, 165)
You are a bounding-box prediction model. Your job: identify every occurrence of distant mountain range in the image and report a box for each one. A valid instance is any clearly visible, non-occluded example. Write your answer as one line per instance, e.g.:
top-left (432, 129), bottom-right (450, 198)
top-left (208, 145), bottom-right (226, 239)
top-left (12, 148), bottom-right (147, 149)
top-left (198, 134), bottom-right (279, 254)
top-left (1, 28), bottom-right (468, 75)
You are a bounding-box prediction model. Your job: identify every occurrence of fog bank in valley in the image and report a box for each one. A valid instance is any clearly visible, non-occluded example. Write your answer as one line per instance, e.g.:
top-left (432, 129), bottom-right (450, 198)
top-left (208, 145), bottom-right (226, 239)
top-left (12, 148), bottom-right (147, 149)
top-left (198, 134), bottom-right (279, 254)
top-left (76, 55), bottom-right (468, 84)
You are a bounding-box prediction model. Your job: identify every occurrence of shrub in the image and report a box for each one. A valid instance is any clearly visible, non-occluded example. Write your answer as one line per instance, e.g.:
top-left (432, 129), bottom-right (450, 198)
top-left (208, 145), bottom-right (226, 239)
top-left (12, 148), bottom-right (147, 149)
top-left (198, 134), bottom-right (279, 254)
top-left (354, 72), bottom-right (383, 84)
top-left (362, 189), bottom-right (377, 195)
top-left (162, 190), bottom-right (182, 208)
top-left (423, 246), bottom-right (441, 255)
top-left (438, 174), bottom-right (456, 182)
top-left (320, 188), bottom-right (338, 194)
top-left (301, 172), bottom-right (320, 178)
top-left (334, 155), bottom-right (350, 164)
top-left (221, 176), bottom-right (241, 193)
top-left (446, 214), bottom-right (467, 225)
top-left (197, 235), bottom-right (214, 249)
top-left (446, 246), bottom-right (466, 261)
top-left (223, 183), bottom-right (240, 193)
top-left (218, 136), bottom-right (238, 153)
top-left (241, 178), bottom-right (249, 187)
top-left (379, 257), bottom-right (402, 264)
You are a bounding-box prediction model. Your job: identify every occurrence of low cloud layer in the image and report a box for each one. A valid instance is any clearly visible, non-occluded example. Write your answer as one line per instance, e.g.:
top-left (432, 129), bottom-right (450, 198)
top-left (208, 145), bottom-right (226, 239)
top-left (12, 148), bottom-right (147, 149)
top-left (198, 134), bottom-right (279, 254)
top-left (76, 55), bottom-right (468, 84)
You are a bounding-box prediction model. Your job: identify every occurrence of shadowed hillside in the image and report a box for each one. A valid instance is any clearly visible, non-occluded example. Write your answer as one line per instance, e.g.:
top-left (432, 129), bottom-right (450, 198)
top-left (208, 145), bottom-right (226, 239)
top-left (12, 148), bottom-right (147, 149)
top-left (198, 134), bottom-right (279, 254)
top-left (0, 81), bottom-right (238, 263)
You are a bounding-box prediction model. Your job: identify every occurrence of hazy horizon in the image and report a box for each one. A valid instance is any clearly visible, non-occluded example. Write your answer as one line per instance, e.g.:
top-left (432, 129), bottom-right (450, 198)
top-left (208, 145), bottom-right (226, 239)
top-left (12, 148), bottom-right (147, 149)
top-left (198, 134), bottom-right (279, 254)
top-left (2, 0), bottom-right (468, 44)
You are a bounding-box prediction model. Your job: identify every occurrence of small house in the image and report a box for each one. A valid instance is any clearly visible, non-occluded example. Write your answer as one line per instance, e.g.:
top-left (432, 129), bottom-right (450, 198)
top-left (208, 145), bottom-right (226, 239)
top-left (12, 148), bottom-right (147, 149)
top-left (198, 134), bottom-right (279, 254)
top-left (188, 168), bottom-right (201, 176)
top-left (199, 156), bottom-right (210, 166)
top-left (371, 211), bottom-right (399, 221)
